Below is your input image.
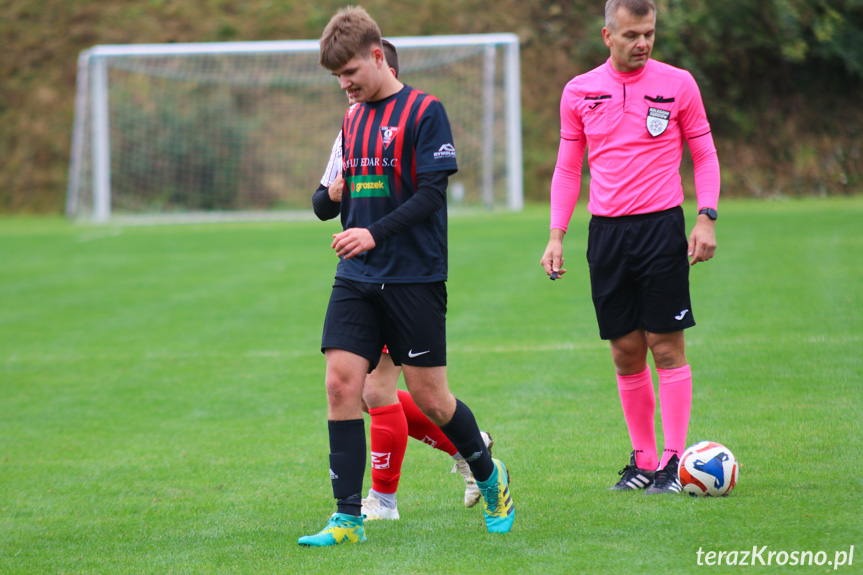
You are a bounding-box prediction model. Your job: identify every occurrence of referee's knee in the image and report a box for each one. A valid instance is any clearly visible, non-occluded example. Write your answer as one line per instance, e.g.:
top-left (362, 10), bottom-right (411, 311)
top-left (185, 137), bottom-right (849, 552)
top-left (648, 334), bottom-right (686, 369)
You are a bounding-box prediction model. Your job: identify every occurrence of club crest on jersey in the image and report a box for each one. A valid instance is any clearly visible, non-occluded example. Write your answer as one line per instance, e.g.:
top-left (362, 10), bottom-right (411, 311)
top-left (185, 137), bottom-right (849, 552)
top-left (646, 107), bottom-right (670, 137)
top-left (379, 126), bottom-right (399, 149)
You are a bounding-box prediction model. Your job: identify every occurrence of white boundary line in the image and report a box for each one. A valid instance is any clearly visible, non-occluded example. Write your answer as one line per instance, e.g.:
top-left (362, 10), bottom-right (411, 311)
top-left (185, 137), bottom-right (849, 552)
top-left (3, 334), bottom-right (860, 364)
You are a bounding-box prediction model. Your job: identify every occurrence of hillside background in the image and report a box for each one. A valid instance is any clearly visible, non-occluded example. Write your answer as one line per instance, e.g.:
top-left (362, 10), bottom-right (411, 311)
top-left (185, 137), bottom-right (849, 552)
top-left (2, 0), bottom-right (862, 213)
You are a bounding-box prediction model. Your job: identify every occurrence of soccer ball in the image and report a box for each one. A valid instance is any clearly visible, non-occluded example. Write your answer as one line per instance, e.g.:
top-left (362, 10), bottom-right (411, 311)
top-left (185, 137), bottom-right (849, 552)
top-left (678, 441), bottom-right (738, 497)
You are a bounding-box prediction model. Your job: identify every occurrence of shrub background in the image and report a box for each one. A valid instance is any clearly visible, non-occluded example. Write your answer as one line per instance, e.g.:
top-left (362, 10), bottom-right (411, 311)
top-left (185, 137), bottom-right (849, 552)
top-left (2, 0), bottom-right (862, 213)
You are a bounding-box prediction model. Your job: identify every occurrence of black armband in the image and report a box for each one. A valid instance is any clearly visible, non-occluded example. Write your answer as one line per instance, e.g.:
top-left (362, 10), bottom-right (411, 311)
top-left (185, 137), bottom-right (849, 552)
top-left (367, 171), bottom-right (449, 245)
top-left (312, 183), bottom-right (341, 221)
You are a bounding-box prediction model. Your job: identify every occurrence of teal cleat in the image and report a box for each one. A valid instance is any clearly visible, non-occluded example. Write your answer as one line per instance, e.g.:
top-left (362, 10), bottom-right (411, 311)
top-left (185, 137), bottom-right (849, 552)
top-left (298, 513), bottom-right (367, 547)
top-left (477, 458), bottom-right (515, 534)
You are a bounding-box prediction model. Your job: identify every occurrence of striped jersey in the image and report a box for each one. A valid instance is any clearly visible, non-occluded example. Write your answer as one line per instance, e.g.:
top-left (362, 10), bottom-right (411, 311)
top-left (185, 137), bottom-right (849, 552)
top-left (336, 84), bottom-right (458, 283)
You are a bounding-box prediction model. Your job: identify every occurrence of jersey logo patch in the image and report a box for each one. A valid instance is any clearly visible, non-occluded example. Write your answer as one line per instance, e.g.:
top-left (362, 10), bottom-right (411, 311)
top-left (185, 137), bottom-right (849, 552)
top-left (646, 107), bottom-right (670, 137)
top-left (370, 451), bottom-right (392, 469)
top-left (433, 143), bottom-right (457, 160)
top-left (348, 174), bottom-right (390, 198)
top-left (379, 126), bottom-right (400, 150)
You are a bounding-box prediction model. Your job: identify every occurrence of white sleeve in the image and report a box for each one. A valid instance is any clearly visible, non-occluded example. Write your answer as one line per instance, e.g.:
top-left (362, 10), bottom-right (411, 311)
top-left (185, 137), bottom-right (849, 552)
top-left (320, 131), bottom-right (343, 187)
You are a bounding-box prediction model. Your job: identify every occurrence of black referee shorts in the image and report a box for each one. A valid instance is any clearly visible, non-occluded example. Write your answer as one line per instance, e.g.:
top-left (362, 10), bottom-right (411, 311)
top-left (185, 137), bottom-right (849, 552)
top-left (586, 206), bottom-right (695, 340)
top-left (321, 278), bottom-right (447, 371)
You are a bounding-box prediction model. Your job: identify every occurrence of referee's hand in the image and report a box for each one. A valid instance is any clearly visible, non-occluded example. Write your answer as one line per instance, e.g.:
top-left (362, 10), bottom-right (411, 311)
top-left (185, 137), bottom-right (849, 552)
top-left (541, 229), bottom-right (567, 279)
top-left (688, 215), bottom-right (717, 266)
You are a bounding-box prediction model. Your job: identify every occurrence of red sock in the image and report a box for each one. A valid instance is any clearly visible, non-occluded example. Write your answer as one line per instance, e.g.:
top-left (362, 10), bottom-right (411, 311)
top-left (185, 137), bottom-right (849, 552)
top-left (657, 365), bottom-right (692, 468)
top-left (368, 402), bottom-right (408, 495)
top-left (397, 389), bottom-right (457, 456)
top-left (617, 367), bottom-right (658, 471)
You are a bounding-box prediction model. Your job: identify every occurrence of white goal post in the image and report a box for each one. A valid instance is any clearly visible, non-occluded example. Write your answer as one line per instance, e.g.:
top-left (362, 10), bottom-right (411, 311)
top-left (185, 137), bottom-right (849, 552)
top-left (67, 34), bottom-right (523, 223)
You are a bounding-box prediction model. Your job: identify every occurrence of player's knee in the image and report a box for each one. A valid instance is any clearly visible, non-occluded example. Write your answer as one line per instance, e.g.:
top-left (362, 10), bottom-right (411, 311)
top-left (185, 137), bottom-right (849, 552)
top-left (414, 392), bottom-right (455, 426)
top-left (361, 384), bottom-right (396, 409)
top-left (361, 385), bottom-right (378, 406)
top-left (649, 342), bottom-right (686, 370)
top-left (325, 371), bottom-right (361, 407)
top-left (407, 393), bottom-right (441, 425)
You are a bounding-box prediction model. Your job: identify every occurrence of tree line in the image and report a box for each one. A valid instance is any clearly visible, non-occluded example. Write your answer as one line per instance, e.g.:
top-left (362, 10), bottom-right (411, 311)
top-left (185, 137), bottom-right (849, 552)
top-left (1, 0), bottom-right (861, 213)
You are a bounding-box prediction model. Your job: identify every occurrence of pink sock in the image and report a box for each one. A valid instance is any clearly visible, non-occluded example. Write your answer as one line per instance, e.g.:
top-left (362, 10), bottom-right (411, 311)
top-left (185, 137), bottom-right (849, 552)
top-left (617, 367), bottom-right (658, 470)
top-left (657, 365), bottom-right (693, 468)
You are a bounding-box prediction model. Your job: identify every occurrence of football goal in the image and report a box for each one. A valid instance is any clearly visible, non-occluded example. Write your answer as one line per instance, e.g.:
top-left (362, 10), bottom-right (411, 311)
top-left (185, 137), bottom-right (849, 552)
top-left (67, 34), bottom-right (522, 224)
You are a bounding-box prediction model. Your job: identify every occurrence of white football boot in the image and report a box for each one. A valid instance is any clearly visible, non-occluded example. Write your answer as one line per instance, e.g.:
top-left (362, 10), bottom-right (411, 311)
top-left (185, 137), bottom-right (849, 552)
top-left (361, 490), bottom-right (400, 520)
top-left (451, 431), bottom-right (494, 507)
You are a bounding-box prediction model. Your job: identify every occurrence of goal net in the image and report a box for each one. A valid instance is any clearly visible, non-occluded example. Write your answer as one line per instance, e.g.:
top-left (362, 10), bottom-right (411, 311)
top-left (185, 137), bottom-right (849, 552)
top-left (67, 35), bottom-right (522, 224)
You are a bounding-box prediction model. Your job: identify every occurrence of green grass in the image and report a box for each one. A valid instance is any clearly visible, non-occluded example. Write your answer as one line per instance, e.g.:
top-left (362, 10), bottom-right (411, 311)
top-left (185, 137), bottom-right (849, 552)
top-left (1, 198), bottom-right (861, 574)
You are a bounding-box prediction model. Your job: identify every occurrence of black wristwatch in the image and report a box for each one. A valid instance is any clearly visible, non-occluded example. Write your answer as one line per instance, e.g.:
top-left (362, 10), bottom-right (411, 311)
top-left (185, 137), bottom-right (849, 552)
top-left (698, 207), bottom-right (718, 221)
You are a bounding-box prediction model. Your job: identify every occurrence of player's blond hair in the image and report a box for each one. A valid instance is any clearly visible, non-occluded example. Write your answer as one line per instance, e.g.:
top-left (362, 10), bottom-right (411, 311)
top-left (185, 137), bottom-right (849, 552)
top-left (605, 0), bottom-right (656, 32)
top-left (319, 6), bottom-right (382, 71)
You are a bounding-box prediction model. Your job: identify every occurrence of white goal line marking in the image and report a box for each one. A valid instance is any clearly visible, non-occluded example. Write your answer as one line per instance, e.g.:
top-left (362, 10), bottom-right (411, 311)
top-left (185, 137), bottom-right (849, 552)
top-left (2, 334), bottom-right (859, 365)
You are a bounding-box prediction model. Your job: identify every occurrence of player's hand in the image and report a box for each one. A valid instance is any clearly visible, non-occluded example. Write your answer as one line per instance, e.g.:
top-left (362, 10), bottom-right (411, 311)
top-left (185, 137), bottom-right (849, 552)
top-left (328, 175), bottom-right (345, 202)
top-left (688, 215), bottom-right (717, 266)
top-left (332, 228), bottom-right (375, 259)
top-left (541, 229), bottom-right (567, 279)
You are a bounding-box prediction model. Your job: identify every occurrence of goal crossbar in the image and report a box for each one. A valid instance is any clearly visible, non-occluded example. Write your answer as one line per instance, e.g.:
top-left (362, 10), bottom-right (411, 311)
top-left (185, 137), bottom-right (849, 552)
top-left (68, 34), bottom-right (523, 223)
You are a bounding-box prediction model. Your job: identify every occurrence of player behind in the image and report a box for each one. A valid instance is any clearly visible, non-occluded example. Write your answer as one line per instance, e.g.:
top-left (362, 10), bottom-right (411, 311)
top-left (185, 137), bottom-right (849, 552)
top-left (540, 0), bottom-right (720, 494)
top-left (299, 6), bottom-right (514, 547)
top-left (314, 39), bottom-right (494, 521)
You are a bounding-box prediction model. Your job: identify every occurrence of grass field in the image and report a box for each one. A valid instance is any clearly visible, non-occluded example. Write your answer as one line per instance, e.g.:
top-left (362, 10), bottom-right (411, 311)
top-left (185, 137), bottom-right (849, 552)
top-left (1, 198), bottom-right (861, 574)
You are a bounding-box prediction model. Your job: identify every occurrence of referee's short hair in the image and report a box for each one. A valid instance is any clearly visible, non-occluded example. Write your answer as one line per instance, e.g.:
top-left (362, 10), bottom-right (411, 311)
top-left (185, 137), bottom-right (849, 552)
top-left (605, 0), bottom-right (656, 32)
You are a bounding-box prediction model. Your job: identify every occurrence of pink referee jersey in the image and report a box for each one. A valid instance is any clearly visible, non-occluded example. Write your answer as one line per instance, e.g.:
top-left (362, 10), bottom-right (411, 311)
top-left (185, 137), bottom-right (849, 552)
top-left (551, 58), bottom-right (720, 229)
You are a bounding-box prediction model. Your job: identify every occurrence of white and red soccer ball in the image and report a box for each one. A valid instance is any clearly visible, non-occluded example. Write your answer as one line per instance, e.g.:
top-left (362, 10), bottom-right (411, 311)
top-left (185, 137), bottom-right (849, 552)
top-left (678, 441), bottom-right (738, 497)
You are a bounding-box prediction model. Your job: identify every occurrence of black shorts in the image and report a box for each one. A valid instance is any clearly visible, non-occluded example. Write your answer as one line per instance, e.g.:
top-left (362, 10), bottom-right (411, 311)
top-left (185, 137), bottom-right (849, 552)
top-left (587, 206), bottom-right (695, 340)
top-left (321, 278), bottom-right (447, 370)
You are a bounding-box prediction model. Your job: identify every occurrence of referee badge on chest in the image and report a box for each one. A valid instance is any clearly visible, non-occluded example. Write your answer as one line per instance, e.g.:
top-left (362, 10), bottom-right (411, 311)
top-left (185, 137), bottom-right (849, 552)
top-left (646, 107), bottom-right (670, 137)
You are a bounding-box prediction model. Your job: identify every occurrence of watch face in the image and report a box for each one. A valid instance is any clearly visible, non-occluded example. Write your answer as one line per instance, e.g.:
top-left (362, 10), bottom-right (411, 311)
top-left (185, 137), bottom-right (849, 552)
top-left (699, 208), bottom-right (717, 220)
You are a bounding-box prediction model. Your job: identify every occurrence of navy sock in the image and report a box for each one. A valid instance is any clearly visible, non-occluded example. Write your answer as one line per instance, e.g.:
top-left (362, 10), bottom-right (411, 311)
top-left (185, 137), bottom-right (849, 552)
top-left (439, 399), bottom-right (494, 482)
top-left (328, 419), bottom-right (366, 517)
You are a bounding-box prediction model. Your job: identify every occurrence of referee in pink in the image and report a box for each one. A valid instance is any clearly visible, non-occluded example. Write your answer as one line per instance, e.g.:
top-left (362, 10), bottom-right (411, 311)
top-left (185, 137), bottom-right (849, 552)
top-left (540, 0), bottom-right (721, 494)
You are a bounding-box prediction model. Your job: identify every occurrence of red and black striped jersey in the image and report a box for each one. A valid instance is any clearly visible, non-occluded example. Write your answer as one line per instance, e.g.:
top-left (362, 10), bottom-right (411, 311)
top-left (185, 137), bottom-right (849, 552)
top-left (336, 84), bottom-right (458, 283)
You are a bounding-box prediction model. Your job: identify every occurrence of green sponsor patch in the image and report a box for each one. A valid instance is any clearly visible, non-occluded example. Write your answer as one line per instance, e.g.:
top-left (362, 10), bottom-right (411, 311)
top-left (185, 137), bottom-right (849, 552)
top-left (348, 175), bottom-right (390, 198)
